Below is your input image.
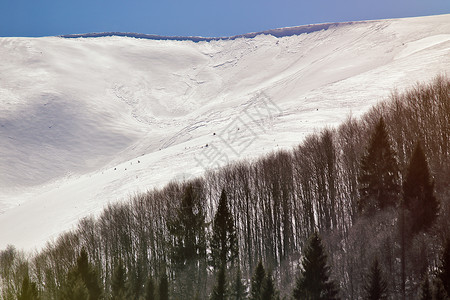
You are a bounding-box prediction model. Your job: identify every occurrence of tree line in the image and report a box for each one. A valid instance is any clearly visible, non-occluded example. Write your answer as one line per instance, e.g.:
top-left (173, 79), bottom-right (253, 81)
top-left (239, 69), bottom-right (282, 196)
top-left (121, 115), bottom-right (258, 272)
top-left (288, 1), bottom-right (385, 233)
top-left (0, 75), bottom-right (449, 299)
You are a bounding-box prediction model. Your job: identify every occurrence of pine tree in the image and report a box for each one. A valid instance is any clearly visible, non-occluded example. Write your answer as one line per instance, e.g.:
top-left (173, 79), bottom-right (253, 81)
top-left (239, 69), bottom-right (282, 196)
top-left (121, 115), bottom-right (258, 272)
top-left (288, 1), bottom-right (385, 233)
top-left (363, 258), bottom-right (388, 300)
top-left (111, 260), bottom-right (127, 300)
top-left (18, 274), bottom-right (40, 300)
top-left (293, 232), bottom-right (339, 300)
top-left (159, 273), bottom-right (169, 300)
top-left (211, 266), bottom-right (227, 300)
top-left (403, 143), bottom-right (439, 234)
top-left (210, 189), bottom-right (238, 270)
top-left (359, 117), bottom-right (400, 213)
top-left (437, 237), bottom-right (450, 296)
top-left (419, 273), bottom-right (432, 300)
top-left (250, 261), bottom-right (266, 300)
top-left (144, 275), bottom-right (156, 300)
top-left (231, 266), bottom-right (247, 300)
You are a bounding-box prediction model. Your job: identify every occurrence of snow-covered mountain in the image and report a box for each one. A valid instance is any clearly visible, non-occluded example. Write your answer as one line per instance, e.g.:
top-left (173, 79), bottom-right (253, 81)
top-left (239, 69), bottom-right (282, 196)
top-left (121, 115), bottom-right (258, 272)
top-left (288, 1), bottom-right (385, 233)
top-left (1, 14), bottom-right (449, 251)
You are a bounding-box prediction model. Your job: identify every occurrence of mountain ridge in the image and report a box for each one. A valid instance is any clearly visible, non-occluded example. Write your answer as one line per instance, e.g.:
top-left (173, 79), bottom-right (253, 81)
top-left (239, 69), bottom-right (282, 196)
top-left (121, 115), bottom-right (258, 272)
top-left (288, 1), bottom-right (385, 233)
top-left (59, 14), bottom-right (450, 42)
top-left (60, 21), bottom-right (357, 42)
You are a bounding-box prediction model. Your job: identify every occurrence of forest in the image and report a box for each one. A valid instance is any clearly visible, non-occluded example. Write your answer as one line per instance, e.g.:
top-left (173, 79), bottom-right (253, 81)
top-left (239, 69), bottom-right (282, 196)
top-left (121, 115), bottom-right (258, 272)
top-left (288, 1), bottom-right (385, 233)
top-left (0, 75), bottom-right (449, 300)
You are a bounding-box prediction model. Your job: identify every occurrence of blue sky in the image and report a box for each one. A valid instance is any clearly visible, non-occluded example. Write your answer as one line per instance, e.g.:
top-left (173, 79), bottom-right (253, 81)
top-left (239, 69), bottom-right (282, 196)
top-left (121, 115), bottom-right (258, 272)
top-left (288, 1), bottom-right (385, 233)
top-left (1, 0), bottom-right (449, 37)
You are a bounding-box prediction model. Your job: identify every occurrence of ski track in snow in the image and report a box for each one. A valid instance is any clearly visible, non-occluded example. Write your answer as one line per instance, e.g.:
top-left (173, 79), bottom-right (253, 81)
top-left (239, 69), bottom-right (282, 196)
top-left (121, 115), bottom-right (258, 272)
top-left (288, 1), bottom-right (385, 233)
top-left (0, 14), bottom-right (449, 251)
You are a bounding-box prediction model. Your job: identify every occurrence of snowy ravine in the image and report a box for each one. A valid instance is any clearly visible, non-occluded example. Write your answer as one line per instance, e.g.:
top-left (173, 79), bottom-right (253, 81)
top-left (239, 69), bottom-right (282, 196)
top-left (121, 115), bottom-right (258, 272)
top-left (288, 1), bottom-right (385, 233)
top-left (0, 14), bottom-right (449, 251)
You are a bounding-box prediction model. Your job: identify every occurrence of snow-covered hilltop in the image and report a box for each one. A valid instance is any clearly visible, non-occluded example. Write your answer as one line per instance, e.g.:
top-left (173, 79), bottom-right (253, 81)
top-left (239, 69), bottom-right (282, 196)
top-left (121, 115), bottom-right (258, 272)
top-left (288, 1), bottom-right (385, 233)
top-left (0, 14), bottom-right (449, 250)
top-left (60, 21), bottom-right (352, 41)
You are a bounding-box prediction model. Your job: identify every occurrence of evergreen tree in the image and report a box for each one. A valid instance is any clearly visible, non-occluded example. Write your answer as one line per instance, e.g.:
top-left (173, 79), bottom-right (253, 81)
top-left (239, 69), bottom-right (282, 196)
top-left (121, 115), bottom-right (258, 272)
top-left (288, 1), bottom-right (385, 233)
top-left (60, 273), bottom-right (89, 300)
top-left (167, 183), bottom-right (207, 297)
top-left (111, 260), bottom-right (127, 300)
top-left (210, 189), bottom-right (238, 270)
top-left (65, 247), bottom-right (102, 300)
top-left (419, 273), bottom-right (432, 300)
top-left (432, 278), bottom-right (448, 300)
top-left (81, 249), bottom-right (102, 300)
top-left (211, 266), bottom-right (227, 300)
top-left (293, 232), bottom-right (339, 300)
top-left (261, 271), bottom-right (278, 300)
top-left (230, 266), bottom-right (247, 300)
top-left (159, 273), bottom-right (169, 300)
top-left (363, 258), bottom-right (388, 300)
top-left (144, 276), bottom-right (156, 300)
top-left (359, 117), bottom-right (400, 213)
top-left (18, 274), bottom-right (40, 300)
top-left (60, 270), bottom-right (89, 300)
top-left (250, 261), bottom-right (266, 300)
top-left (168, 184), bottom-right (206, 265)
top-left (403, 143), bottom-right (439, 234)
top-left (128, 266), bottom-right (144, 300)
top-left (437, 237), bottom-right (450, 296)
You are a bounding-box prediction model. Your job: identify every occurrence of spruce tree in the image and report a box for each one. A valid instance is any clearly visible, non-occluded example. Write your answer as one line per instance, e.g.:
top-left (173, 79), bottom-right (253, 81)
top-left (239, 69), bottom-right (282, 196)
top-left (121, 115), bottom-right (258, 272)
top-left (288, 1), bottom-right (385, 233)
top-left (250, 261), bottom-right (266, 300)
top-left (230, 265), bottom-right (247, 300)
top-left (61, 268), bottom-right (89, 300)
top-left (210, 189), bottom-right (238, 270)
top-left (111, 260), bottom-right (127, 300)
top-left (437, 237), bottom-right (450, 296)
top-left (18, 274), bottom-right (40, 300)
top-left (261, 271), bottom-right (278, 300)
top-left (420, 273), bottom-right (432, 300)
top-left (211, 266), bottom-right (227, 300)
top-left (363, 258), bottom-right (388, 300)
top-left (359, 117), bottom-right (400, 213)
top-left (159, 273), bottom-right (169, 300)
top-left (167, 183), bottom-right (207, 297)
top-left (403, 143), bottom-right (439, 234)
top-left (144, 276), bottom-right (156, 300)
top-left (61, 277), bottom-right (89, 300)
top-left (168, 184), bottom-right (206, 266)
top-left (432, 278), bottom-right (448, 300)
top-left (293, 232), bottom-right (339, 300)
top-left (128, 266), bottom-right (144, 300)
top-left (63, 247), bottom-right (102, 300)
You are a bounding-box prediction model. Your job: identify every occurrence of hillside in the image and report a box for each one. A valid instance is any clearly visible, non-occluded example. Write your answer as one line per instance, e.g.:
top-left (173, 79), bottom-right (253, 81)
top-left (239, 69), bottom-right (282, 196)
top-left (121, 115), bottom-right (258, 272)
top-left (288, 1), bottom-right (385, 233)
top-left (0, 14), bottom-right (449, 250)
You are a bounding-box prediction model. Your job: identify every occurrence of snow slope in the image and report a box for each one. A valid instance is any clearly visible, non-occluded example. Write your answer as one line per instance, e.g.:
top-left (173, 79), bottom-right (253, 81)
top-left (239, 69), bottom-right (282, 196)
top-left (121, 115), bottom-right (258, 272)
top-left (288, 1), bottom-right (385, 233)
top-left (0, 14), bottom-right (449, 251)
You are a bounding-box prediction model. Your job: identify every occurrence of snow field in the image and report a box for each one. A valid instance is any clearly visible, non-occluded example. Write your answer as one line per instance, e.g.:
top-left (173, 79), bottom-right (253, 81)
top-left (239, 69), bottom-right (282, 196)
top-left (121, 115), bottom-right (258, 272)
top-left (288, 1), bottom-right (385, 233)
top-left (0, 14), bottom-right (449, 250)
